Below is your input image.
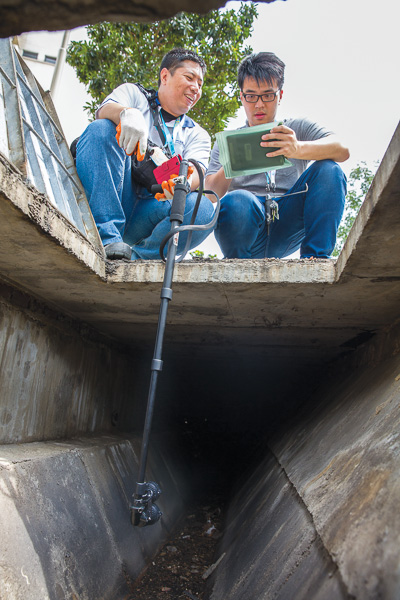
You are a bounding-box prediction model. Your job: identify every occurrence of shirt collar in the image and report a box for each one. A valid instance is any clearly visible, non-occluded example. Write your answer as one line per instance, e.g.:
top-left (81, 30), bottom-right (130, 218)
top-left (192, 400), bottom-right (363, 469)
top-left (182, 115), bottom-right (195, 128)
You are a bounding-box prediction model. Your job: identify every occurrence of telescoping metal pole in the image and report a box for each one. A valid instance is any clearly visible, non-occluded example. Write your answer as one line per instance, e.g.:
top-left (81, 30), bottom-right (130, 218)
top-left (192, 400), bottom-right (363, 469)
top-left (130, 159), bottom-right (190, 527)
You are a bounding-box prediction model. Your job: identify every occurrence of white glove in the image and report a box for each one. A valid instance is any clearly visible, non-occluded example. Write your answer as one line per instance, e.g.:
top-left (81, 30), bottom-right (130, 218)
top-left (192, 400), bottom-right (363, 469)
top-left (116, 108), bottom-right (148, 158)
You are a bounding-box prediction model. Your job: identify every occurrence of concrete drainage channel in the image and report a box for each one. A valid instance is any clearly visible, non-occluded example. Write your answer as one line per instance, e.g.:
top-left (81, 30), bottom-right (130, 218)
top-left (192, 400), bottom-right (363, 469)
top-left (2, 278), bottom-right (400, 599)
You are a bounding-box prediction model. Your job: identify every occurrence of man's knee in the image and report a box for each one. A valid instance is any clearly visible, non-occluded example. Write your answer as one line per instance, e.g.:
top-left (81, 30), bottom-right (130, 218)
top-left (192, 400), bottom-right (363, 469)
top-left (201, 195), bottom-right (217, 224)
top-left (77, 119), bottom-right (117, 153)
top-left (216, 190), bottom-right (263, 243)
top-left (308, 159), bottom-right (346, 185)
top-left (219, 190), bottom-right (261, 218)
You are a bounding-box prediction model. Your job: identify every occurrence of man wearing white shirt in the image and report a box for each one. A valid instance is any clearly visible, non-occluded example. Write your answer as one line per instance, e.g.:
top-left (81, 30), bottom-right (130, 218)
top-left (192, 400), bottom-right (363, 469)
top-left (76, 48), bottom-right (214, 260)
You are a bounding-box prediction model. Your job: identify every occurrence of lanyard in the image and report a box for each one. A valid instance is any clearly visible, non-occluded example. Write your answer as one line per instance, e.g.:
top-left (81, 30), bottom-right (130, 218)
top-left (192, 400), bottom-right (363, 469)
top-left (158, 111), bottom-right (182, 157)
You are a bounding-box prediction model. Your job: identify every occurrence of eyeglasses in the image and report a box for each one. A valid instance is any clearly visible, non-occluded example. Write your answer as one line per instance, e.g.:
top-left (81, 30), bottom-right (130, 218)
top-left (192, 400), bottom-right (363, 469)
top-left (242, 91), bottom-right (280, 103)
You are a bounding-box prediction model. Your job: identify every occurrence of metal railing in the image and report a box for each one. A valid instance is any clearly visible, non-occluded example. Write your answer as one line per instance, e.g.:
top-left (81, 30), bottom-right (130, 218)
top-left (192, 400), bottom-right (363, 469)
top-left (0, 37), bottom-right (102, 249)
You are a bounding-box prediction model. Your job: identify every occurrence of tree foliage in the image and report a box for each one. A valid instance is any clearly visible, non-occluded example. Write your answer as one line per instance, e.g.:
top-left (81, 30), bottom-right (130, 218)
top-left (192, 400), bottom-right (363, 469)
top-left (66, 5), bottom-right (258, 138)
top-left (333, 161), bottom-right (378, 256)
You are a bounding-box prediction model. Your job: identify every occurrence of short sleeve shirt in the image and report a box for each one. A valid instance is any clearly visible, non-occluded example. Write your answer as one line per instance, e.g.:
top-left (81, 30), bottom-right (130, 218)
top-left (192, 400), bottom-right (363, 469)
top-left (206, 117), bottom-right (333, 197)
top-left (97, 83), bottom-right (211, 169)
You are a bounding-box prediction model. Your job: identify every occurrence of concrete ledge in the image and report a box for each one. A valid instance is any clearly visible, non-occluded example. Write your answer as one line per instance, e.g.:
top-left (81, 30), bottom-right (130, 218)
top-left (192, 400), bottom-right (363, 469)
top-left (107, 257), bottom-right (336, 284)
top-left (0, 434), bottom-right (188, 599)
top-left (337, 121), bottom-right (400, 281)
top-left (0, 154), bottom-right (106, 285)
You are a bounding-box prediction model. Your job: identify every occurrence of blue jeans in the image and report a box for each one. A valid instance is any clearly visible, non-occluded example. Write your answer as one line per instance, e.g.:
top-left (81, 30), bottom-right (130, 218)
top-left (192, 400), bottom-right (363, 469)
top-left (215, 160), bottom-right (347, 259)
top-left (76, 119), bottom-right (215, 260)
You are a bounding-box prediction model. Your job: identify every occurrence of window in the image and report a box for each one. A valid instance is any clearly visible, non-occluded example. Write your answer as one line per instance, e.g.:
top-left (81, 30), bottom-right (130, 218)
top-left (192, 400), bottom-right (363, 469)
top-left (44, 55), bottom-right (57, 65)
top-left (22, 50), bottom-right (38, 60)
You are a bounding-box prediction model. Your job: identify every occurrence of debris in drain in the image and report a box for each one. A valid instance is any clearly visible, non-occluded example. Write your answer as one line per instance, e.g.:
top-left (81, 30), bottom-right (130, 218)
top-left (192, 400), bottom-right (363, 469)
top-left (128, 498), bottom-right (224, 599)
top-left (183, 591), bottom-right (200, 600)
top-left (202, 553), bottom-right (226, 580)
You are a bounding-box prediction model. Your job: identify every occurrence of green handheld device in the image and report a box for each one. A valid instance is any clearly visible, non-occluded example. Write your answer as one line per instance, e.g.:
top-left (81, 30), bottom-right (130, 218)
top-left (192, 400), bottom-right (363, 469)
top-left (216, 121), bottom-right (292, 178)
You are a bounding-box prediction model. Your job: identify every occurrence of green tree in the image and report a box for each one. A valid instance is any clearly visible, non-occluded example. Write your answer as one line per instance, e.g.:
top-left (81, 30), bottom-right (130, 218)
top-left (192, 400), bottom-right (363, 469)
top-left (333, 161), bottom-right (378, 256)
top-left (66, 5), bottom-right (258, 138)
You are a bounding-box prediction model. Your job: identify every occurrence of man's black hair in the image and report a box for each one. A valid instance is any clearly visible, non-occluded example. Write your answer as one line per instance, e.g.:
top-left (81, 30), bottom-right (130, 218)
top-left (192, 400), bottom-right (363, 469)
top-left (158, 48), bottom-right (207, 87)
top-left (238, 52), bottom-right (285, 90)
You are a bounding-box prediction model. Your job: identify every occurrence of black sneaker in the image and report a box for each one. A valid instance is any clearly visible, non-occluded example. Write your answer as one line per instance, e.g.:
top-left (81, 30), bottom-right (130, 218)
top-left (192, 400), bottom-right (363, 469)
top-left (104, 242), bottom-right (131, 260)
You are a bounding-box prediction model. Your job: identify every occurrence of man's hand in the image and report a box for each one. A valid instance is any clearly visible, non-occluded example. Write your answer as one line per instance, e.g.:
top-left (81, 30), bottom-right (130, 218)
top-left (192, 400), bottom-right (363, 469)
top-left (260, 126), bottom-right (350, 163)
top-left (155, 174), bottom-right (178, 201)
top-left (260, 124), bottom-right (299, 159)
top-left (155, 166), bottom-right (194, 201)
top-left (116, 108), bottom-right (148, 159)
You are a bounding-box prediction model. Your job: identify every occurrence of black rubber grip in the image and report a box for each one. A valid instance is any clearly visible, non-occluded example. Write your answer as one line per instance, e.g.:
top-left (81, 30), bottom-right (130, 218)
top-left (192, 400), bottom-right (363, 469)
top-left (151, 184), bottom-right (163, 195)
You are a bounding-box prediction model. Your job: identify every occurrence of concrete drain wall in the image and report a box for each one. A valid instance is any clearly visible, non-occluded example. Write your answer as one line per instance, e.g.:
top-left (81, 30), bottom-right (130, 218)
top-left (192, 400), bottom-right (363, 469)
top-left (207, 324), bottom-right (400, 599)
top-left (0, 435), bottom-right (189, 599)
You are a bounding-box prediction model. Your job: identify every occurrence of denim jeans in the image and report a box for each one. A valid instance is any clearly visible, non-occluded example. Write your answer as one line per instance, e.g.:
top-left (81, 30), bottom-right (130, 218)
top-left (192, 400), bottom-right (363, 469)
top-left (215, 160), bottom-right (347, 259)
top-left (76, 119), bottom-right (215, 260)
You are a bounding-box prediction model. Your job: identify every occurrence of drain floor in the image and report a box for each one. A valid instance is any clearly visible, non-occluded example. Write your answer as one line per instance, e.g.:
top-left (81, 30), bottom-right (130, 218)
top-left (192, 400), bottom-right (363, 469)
top-left (128, 496), bottom-right (224, 600)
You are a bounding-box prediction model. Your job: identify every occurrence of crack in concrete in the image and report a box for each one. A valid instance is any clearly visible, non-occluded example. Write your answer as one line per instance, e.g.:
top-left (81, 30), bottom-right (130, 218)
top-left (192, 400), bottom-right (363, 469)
top-left (268, 445), bottom-right (355, 599)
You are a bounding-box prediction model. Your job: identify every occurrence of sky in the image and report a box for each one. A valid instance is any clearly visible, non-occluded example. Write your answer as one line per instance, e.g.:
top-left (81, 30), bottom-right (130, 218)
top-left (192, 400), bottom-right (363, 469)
top-left (20, 0), bottom-right (400, 257)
